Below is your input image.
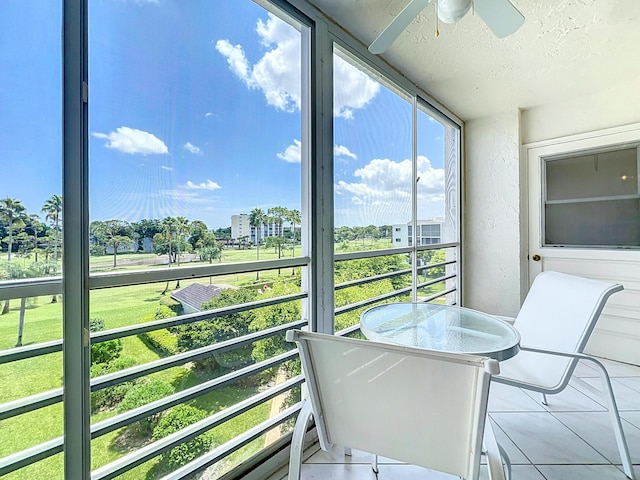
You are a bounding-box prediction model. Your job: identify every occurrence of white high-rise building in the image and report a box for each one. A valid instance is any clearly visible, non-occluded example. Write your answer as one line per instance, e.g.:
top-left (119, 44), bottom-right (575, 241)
top-left (392, 218), bottom-right (444, 247)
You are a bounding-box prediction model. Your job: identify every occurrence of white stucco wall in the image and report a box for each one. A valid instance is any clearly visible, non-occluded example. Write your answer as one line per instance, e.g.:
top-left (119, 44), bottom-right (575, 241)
top-left (521, 89), bottom-right (640, 145)
top-left (463, 112), bottom-right (525, 317)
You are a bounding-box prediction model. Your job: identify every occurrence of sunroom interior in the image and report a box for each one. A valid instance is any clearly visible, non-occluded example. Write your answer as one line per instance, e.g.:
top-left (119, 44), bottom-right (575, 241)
top-left (0, 0), bottom-right (639, 479)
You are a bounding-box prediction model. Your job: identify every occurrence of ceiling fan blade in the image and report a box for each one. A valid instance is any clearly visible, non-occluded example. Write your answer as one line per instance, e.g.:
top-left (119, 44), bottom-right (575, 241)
top-left (369, 0), bottom-right (432, 54)
top-left (474, 0), bottom-right (524, 38)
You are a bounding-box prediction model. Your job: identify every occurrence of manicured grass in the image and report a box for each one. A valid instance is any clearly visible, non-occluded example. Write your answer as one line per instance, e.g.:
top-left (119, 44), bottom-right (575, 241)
top-left (0, 246), bottom-right (405, 478)
top-left (0, 250), bottom-right (294, 479)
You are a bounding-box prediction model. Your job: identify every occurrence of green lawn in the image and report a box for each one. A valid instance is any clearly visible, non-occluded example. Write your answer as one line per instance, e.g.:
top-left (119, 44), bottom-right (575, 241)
top-left (0, 250), bottom-right (287, 479)
top-left (0, 245), bottom-right (414, 478)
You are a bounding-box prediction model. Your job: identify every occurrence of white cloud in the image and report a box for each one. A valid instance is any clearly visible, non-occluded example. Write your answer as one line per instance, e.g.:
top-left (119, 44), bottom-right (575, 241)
top-left (92, 126), bottom-right (169, 155)
top-left (334, 144), bottom-right (357, 159)
top-left (335, 155), bottom-right (445, 224)
top-left (216, 13), bottom-right (379, 117)
top-left (277, 140), bottom-right (301, 163)
top-left (333, 55), bottom-right (380, 119)
top-left (161, 165), bottom-right (173, 171)
top-left (184, 142), bottom-right (201, 154)
top-left (185, 179), bottom-right (222, 190)
top-left (205, 112), bottom-right (213, 117)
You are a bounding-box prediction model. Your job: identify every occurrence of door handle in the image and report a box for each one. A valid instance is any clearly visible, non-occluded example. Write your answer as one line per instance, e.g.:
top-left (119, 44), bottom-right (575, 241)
top-left (532, 254), bottom-right (541, 262)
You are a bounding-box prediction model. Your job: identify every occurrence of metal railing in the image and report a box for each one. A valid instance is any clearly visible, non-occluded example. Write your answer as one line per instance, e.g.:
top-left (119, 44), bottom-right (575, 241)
top-left (0, 242), bottom-right (459, 479)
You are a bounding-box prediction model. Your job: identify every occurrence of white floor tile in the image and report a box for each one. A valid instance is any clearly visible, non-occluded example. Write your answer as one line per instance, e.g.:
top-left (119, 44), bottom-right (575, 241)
top-left (573, 361), bottom-right (600, 378)
top-left (536, 464), bottom-right (631, 480)
top-left (532, 383), bottom-right (606, 412)
top-left (490, 412), bottom-right (609, 464)
top-left (488, 383), bottom-right (546, 412)
top-left (616, 376), bottom-right (640, 394)
top-left (295, 463), bottom-right (378, 479)
top-left (487, 417), bottom-right (530, 464)
top-left (621, 411), bottom-right (640, 430)
top-left (481, 465), bottom-right (546, 480)
top-left (598, 359), bottom-right (640, 378)
top-left (304, 446), bottom-right (374, 464)
top-left (375, 464), bottom-right (457, 479)
top-left (552, 411), bottom-right (640, 464)
top-left (575, 378), bottom-right (640, 411)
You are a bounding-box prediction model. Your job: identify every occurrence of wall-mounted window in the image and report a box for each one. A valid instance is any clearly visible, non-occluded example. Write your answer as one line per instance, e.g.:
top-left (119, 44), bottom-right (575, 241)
top-left (544, 145), bottom-right (640, 248)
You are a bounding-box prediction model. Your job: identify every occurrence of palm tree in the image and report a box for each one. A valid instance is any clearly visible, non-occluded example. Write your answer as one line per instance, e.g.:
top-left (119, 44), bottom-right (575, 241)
top-left (0, 198), bottom-right (26, 314)
top-left (249, 208), bottom-right (266, 281)
top-left (0, 197), bottom-right (27, 263)
top-left (286, 209), bottom-right (301, 275)
top-left (25, 214), bottom-right (45, 262)
top-left (41, 195), bottom-right (62, 272)
top-left (174, 216), bottom-right (190, 288)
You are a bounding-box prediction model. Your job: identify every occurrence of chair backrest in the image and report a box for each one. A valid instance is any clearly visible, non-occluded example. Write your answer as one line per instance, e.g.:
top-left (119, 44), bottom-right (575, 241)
top-left (513, 271), bottom-right (623, 383)
top-left (287, 329), bottom-right (499, 480)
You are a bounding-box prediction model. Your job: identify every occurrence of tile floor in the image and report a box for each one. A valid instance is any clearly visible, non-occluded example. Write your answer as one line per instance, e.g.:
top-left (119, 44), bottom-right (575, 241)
top-left (270, 358), bottom-right (640, 480)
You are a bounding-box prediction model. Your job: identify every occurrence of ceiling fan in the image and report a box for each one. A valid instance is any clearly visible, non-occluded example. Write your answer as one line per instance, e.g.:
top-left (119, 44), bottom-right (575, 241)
top-left (369, 0), bottom-right (525, 54)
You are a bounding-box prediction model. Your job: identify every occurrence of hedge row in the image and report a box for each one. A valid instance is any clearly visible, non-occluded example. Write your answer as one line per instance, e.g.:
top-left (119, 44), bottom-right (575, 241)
top-left (139, 329), bottom-right (179, 357)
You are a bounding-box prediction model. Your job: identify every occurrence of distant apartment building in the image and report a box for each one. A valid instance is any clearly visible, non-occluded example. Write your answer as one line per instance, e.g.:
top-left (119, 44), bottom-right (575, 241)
top-left (392, 219), bottom-right (444, 247)
top-left (231, 214), bottom-right (252, 242)
top-left (231, 214), bottom-right (283, 244)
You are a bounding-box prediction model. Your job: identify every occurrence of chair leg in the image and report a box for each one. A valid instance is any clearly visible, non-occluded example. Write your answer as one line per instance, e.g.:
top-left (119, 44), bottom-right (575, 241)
top-left (575, 358), bottom-right (636, 480)
top-left (371, 454), bottom-right (379, 474)
top-left (541, 393), bottom-right (548, 405)
top-left (483, 421), bottom-right (508, 480)
top-left (288, 401), bottom-right (314, 480)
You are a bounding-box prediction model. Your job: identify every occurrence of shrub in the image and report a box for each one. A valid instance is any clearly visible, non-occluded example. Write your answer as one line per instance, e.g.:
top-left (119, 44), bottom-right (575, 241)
top-left (118, 379), bottom-right (175, 436)
top-left (152, 405), bottom-right (215, 469)
top-left (91, 338), bottom-right (123, 365)
top-left (89, 317), bottom-right (123, 365)
top-left (139, 329), bottom-right (178, 357)
top-left (159, 295), bottom-right (183, 315)
top-left (89, 317), bottom-right (105, 332)
top-left (90, 356), bottom-right (138, 412)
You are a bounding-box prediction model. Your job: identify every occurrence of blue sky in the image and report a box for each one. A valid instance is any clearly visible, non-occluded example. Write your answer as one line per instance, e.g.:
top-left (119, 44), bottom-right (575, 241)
top-left (1, 0), bottom-right (447, 230)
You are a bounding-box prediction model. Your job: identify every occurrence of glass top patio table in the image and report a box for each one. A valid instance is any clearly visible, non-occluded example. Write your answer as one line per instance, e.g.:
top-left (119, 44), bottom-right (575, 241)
top-left (360, 302), bottom-right (520, 361)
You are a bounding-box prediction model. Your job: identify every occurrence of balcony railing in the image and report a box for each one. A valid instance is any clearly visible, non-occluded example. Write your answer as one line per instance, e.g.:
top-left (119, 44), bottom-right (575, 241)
top-left (0, 242), bottom-right (458, 479)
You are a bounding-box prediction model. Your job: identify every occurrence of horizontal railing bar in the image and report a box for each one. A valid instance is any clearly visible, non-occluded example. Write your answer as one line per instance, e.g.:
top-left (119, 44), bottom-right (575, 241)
top-left (0, 437), bottom-right (63, 477)
top-left (0, 373), bottom-right (303, 477)
top-left (0, 339), bottom-right (63, 365)
top-left (0, 319), bottom-right (306, 419)
top-left (416, 259), bottom-right (456, 273)
top-left (158, 403), bottom-right (301, 480)
top-left (0, 277), bottom-right (62, 301)
top-left (92, 319), bottom-right (307, 391)
top-left (0, 257), bottom-right (309, 301)
top-left (0, 389), bottom-right (62, 422)
top-left (0, 293), bottom-right (307, 365)
top-left (416, 273), bottom-right (457, 290)
top-left (334, 246), bottom-right (412, 262)
top-left (334, 286), bottom-right (412, 317)
top-left (334, 268), bottom-right (411, 291)
top-left (415, 242), bottom-right (459, 252)
top-left (91, 350), bottom-right (301, 438)
top-left (419, 286), bottom-right (458, 303)
top-left (335, 323), bottom-right (361, 337)
top-left (92, 292), bottom-right (308, 343)
top-left (333, 242), bottom-right (458, 263)
top-left (91, 378), bottom-right (303, 480)
top-left (89, 257), bottom-right (310, 290)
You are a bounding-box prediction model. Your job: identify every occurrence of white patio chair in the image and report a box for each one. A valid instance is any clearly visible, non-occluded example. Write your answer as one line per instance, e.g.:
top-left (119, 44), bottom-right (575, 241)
top-left (492, 270), bottom-right (636, 479)
top-left (286, 329), bottom-right (510, 480)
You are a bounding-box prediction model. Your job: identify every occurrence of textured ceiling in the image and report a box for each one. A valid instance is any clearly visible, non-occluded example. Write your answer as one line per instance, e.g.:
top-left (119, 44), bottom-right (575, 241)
top-left (306, 0), bottom-right (640, 120)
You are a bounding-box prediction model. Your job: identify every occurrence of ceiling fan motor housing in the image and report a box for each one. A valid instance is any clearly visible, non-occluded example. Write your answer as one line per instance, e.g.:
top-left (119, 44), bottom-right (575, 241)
top-left (437, 0), bottom-right (473, 23)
